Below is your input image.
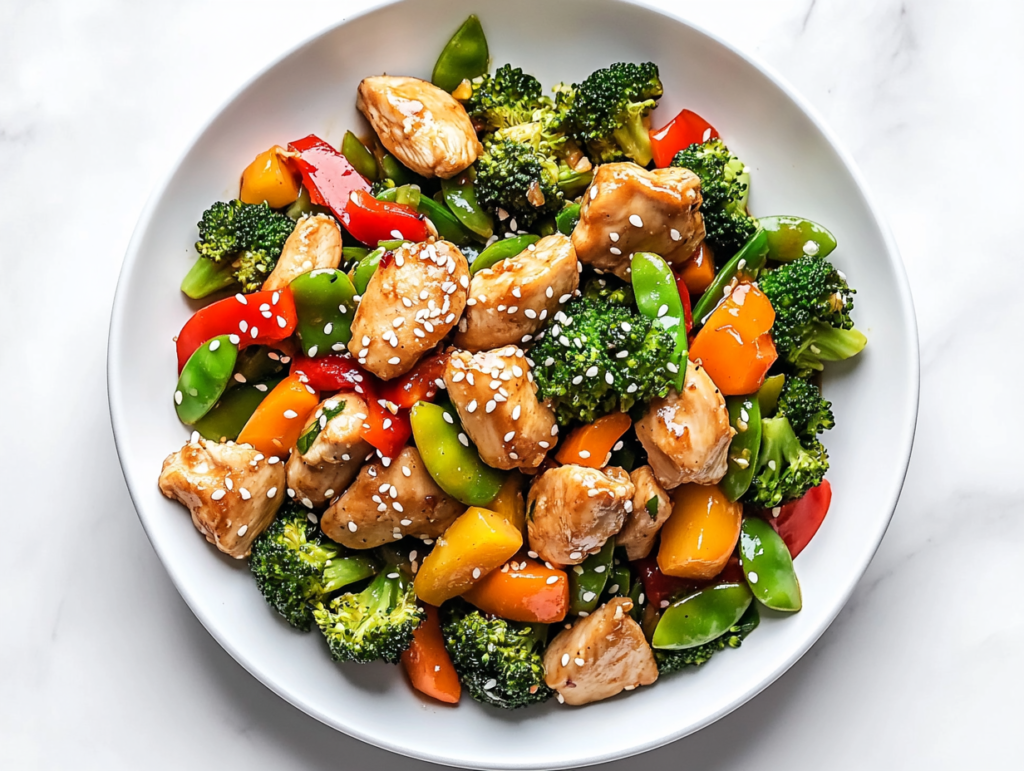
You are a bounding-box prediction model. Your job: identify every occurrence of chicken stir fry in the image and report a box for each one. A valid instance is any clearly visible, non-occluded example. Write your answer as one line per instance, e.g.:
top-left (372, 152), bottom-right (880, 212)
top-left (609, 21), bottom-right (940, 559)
top-left (617, 465), bottom-right (673, 561)
top-left (572, 163), bottom-right (705, 280)
top-left (444, 346), bottom-right (557, 470)
top-left (263, 214), bottom-right (342, 291)
top-left (159, 437), bottom-right (285, 558)
top-left (455, 234), bottom-right (580, 351)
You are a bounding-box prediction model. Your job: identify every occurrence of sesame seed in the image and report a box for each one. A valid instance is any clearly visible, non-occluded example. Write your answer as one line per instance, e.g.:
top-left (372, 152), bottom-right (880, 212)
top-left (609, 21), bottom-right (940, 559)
top-left (629, 214), bottom-right (643, 227)
top-left (210, 489), bottom-right (227, 501)
top-left (570, 551), bottom-right (582, 561)
top-left (574, 657), bottom-right (586, 666)
top-left (458, 433), bottom-right (469, 447)
top-left (578, 450), bottom-right (591, 459)
top-left (388, 356), bottom-right (401, 365)
top-left (503, 431), bottom-right (515, 442)
top-left (283, 410), bottom-right (298, 419)
top-left (557, 693), bottom-right (565, 704)
top-left (442, 412), bottom-right (454, 424)
top-left (348, 521), bottom-right (358, 532)
top-left (610, 247), bottom-right (622, 256)
top-left (483, 678), bottom-right (497, 691)
top-left (174, 390), bottom-right (183, 405)
top-left (472, 567), bottom-right (482, 580)
top-left (402, 466), bottom-right (412, 477)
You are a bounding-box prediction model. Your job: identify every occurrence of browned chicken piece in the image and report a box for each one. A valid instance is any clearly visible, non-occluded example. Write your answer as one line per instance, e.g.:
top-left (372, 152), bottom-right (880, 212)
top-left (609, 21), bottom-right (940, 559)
top-left (543, 598), bottom-right (658, 705)
top-left (572, 163), bottom-right (705, 280)
top-left (357, 75), bottom-right (482, 179)
top-left (284, 395), bottom-right (371, 508)
top-left (158, 437), bottom-right (285, 558)
top-left (320, 447), bottom-right (464, 549)
top-left (262, 214), bottom-right (341, 291)
top-left (454, 234), bottom-right (580, 351)
top-left (526, 465), bottom-right (634, 565)
top-left (635, 362), bottom-right (734, 489)
top-left (348, 240), bottom-right (470, 380)
top-left (444, 346), bottom-right (557, 470)
top-left (617, 465), bottom-right (673, 561)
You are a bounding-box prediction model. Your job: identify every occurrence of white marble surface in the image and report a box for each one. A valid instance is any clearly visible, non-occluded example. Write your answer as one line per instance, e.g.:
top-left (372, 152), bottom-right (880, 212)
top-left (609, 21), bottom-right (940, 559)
top-left (2, 0), bottom-right (1020, 767)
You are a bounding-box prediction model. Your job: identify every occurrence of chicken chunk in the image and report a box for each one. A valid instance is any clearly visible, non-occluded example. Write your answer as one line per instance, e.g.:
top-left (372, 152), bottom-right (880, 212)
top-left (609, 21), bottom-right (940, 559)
top-left (158, 437), bottom-right (285, 558)
top-left (357, 75), bottom-right (481, 179)
top-left (262, 214), bottom-right (341, 291)
top-left (320, 447), bottom-right (464, 549)
top-left (284, 395), bottom-right (371, 508)
top-left (454, 234), bottom-right (580, 351)
top-left (617, 466), bottom-right (673, 561)
top-left (543, 598), bottom-right (658, 705)
top-left (572, 163), bottom-right (705, 280)
top-left (635, 362), bottom-right (734, 489)
top-left (348, 240), bottom-right (470, 380)
top-left (526, 465), bottom-right (634, 565)
top-left (444, 346), bottom-right (557, 470)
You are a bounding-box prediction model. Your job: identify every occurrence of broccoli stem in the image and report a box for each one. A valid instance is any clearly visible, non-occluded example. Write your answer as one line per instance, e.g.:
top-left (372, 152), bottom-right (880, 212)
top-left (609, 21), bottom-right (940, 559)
top-left (180, 256), bottom-right (236, 299)
top-left (612, 117), bottom-right (653, 167)
top-left (323, 556), bottom-right (378, 594)
top-left (809, 325), bottom-right (869, 363)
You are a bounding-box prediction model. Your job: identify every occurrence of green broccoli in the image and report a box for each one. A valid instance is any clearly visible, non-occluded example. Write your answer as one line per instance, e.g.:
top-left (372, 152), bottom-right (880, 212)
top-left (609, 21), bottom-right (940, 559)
top-left (474, 137), bottom-right (565, 228)
top-left (775, 375), bottom-right (835, 441)
top-left (462, 65), bottom-right (547, 132)
top-left (671, 139), bottom-right (757, 259)
top-left (655, 605), bottom-right (760, 675)
top-left (565, 61), bottom-right (663, 166)
top-left (531, 281), bottom-right (674, 425)
top-left (313, 561), bottom-right (423, 664)
top-left (441, 604), bottom-right (552, 709)
top-left (758, 254), bottom-right (868, 377)
top-left (744, 414), bottom-right (829, 509)
top-left (182, 199), bottom-right (296, 298)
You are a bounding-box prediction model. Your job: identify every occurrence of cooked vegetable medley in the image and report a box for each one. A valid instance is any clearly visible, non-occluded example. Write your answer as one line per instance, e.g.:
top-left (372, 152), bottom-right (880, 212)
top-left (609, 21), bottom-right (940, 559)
top-left (157, 15), bottom-right (866, 709)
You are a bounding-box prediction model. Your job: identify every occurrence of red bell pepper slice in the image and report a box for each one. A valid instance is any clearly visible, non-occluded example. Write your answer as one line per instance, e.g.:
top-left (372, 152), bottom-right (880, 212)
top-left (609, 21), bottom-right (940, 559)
top-left (360, 377), bottom-right (413, 459)
top-left (289, 353), bottom-right (364, 392)
top-left (650, 108), bottom-right (720, 168)
top-left (341, 189), bottom-right (430, 246)
top-left (634, 555), bottom-right (699, 608)
top-left (379, 352), bottom-right (447, 409)
top-left (673, 271), bottom-right (694, 334)
top-left (176, 289), bottom-right (297, 373)
top-left (770, 479), bottom-right (832, 559)
top-left (288, 134), bottom-right (371, 220)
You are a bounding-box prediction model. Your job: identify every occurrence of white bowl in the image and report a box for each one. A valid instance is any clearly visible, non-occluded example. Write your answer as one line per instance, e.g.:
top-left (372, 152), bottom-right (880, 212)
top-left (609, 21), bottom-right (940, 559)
top-left (108, 0), bottom-right (919, 767)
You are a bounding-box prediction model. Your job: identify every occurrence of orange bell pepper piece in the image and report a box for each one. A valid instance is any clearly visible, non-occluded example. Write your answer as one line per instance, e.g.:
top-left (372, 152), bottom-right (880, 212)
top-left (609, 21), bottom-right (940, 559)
top-left (462, 554), bottom-right (569, 624)
top-left (689, 282), bottom-right (777, 395)
top-left (236, 373), bottom-right (319, 457)
top-left (487, 471), bottom-right (527, 533)
top-left (677, 241), bottom-right (716, 296)
top-left (240, 146), bottom-right (302, 209)
top-left (658, 483), bottom-right (743, 580)
top-left (401, 605), bottom-right (461, 704)
top-left (555, 412), bottom-right (632, 468)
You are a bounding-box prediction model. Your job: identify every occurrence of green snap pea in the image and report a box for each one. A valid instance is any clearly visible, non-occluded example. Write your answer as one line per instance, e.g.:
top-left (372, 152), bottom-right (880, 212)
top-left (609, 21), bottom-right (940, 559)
top-left (395, 184), bottom-right (422, 209)
top-left (470, 234), bottom-right (540, 274)
top-left (441, 169), bottom-right (494, 239)
top-left (284, 185), bottom-right (332, 220)
top-left (174, 335), bottom-right (239, 425)
top-left (652, 583), bottom-right (754, 650)
top-left (606, 564), bottom-right (632, 599)
top-left (631, 252), bottom-right (688, 390)
top-left (627, 578), bottom-right (645, 622)
top-left (556, 203), bottom-right (581, 236)
top-left (342, 246), bottom-right (370, 271)
top-left (352, 247), bottom-right (385, 295)
top-left (409, 401), bottom-right (505, 506)
top-left (692, 227), bottom-right (769, 330)
top-left (377, 186), bottom-right (474, 245)
top-left (760, 215), bottom-right (837, 262)
top-left (291, 269), bottom-right (358, 357)
top-left (569, 538), bottom-right (615, 615)
top-left (380, 154), bottom-right (414, 187)
top-left (233, 346), bottom-right (287, 385)
top-left (194, 377), bottom-right (283, 442)
top-left (721, 395), bottom-right (762, 502)
top-left (323, 555), bottom-right (379, 593)
top-left (341, 131), bottom-right (380, 181)
top-left (757, 374), bottom-right (786, 416)
top-left (739, 517), bottom-right (802, 612)
top-left (431, 14), bottom-right (489, 93)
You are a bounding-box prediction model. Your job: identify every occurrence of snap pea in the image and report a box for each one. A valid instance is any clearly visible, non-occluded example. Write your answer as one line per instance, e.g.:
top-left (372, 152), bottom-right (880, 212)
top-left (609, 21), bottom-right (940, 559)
top-left (627, 578), bottom-right (645, 622)
top-left (380, 154), bottom-right (414, 187)
top-left (631, 252), bottom-right (688, 390)
top-left (194, 377), bottom-right (283, 442)
top-left (606, 564), bottom-right (632, 599)
top-left (377, 185), bottom-right (474, 245)
top-left (352, 247), bottom-right (385, 295)
top-left (757, 374), bottom-right (786, 416)
top-left (395, 184), bottom-right (422, 209)
top-left (739, 516), bottom-right (802, 612)
top-left (760, 215), bottom-right (837, 262)
top-left (174, 335), bottom-right (239, 425)
top-left (341, 131), bottom-right (380, 182)
top-left (431, 14), bottom-right (489, 93)
top-left (721, 395), bottom-right (762, 502)
top-left (569, 538), bottom-right (615, 615)
top-left (556, 203), bottom-right (581, 236)
top-left (441, 169), bottom-right (494, 239)
top-left (692, 227), bottom-right (769, 330)
top-left (291, 269), bottom-right (358, 357)
top-left (409, 401), bottom-right (505, 506)
top-left (342, 246), bottom-right (370, 271)
top-left (284, 185), bottom-right (332, 220)
top-left (470, 234), bottom-right (539, 274)
top-left (652, 583), bottom-right (753, 650)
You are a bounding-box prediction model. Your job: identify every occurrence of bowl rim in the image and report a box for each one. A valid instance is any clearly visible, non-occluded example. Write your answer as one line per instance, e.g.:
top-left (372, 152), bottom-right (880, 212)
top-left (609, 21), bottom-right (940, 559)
top-left (107, 0), bottom-right (920, 767)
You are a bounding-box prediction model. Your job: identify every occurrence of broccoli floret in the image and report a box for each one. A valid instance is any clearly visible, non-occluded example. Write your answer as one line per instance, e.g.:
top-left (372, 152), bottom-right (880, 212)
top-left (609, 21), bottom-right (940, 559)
top-left (671, 139), bottom-right (757, 258)
top-left (758, 254), bottom-right (868, 377)
top-left (775, 376), bottom-right (835, 441)
top-left (249, 506), bottom-right (340, 631)
top-left (655, 606), bottom-right (760, 675)
top-left (313, 562), bottom-right (423, 664)
top-left (744, 415), bottom-right (829, 509)
top-left (462, 65), bottom-right (546, 132)
top-left (441, 604), bottom-right (552, 709)
top-left (565, 62), bottom-right (663, 166)
top-left (194, 200), bottom-right (295, 293)
top-left (474, 137), bottom-right (565, 228)
top-left (532, 282), bottom-right (674, 425)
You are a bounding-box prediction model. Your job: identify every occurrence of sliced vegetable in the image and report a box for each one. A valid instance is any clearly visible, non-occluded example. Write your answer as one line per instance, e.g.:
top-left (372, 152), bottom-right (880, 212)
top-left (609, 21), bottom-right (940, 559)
top-left (462, 554), bottom-right (568, 623)
top-left (288, 134), bottom-right (372, 220)
top-left (760, 215), bottom-right (837, 262)
top-left (555, 203), bottom-right (581, 236)
top-left (569, 538), bottom-right (615, 615)
top-left (555, 412), bottom-right (632, 468)
top-left (289, 353), bottom-right (363, 392)
top-left (236, 372), bottom-right (319, 457)
top-left (770, 480), bottom-right (832, 559)
top-left (431, 14), bottom-right (489, 93)
top-left (652, 583), bottom-right (753, 650)
top-left (413, 506), bottom-right (523, 606)
top-left (284, 185), bottom-right (332, 220)
top-left (739, 516), bottom-right (802, 612)
top-left (290, 269), bottom-right (358, 357)
top-left (234, 346), bottom-right (287, 384)
top-left (174, 335), bottom-right (239, 424)
top-left (341, 131), bottom-right (380, 182)
top-left (692, 227), bottom-right (769, 328)
top-left (409, 401), bottom-right (505, 506)
top-left (634, 554), bottom-right (694, 609)
top-left (377, 185), bottom-right (474, 245)
top-left (486, 471), bottom-right (527, 533)
top-left (649, 108), bottom-right (720, 169)
top-left (360, 378), bottom-right (412, 459)
top-left (352, 246), bottom-right (385, 294)
top-left (676, 241), bottom-right (715, 295)
top-left (658, 483), bottom-right (742, 581)
top-left (193, 377), bottom-right (283, 442)
top-left (342, 189), bottom-right (429, 246)
top-left (381, 154), bottom-right (414, 187)
top-left (470, 234), bottom-right (539, 274)
top-left (342, 246), bottom-right (370, 266)
top-left (631, 252), bottom-right (688, 389)
top-left (240, 145), bottom-right (302, 209)
top-left (379, 353), bottom-right (447, 410)
top-left (721, 395), bottom-right (762, 501)
top-left (441, 168), bottom-right (494, 238)
top-left (757, 373), bottom-right (786, 416)
top-left (401, 605), bottom-right (461, 704)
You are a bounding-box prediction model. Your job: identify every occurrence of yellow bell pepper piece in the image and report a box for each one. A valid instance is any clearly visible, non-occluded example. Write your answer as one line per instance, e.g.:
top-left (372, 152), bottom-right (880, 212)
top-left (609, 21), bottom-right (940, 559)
top-left (240, 145), bottom-right (302, 209)
top-left (658, 483), bottom-right (742, 580)
top-left (486, 471), bottom-right (527, 534)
